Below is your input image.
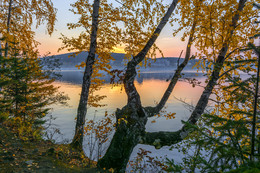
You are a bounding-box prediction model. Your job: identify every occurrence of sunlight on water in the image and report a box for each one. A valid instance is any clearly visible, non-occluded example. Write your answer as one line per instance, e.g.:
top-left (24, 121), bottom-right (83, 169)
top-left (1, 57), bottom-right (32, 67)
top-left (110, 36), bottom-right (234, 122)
top-left (48, 71), bottom-right (206, 142)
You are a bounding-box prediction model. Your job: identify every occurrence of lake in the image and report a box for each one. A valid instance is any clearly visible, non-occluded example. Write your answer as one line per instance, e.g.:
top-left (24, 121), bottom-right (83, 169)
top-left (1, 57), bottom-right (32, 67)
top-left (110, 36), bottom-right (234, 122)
top-left (48, 70), bottom-right (206, 140)
top-left (46, 69), bottom-right (208, 168)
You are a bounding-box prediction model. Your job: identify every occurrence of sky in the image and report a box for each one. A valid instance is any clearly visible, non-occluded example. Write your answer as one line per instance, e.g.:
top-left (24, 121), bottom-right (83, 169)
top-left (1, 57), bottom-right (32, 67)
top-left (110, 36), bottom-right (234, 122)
top-left (34, 0), bottom-right (188, 58)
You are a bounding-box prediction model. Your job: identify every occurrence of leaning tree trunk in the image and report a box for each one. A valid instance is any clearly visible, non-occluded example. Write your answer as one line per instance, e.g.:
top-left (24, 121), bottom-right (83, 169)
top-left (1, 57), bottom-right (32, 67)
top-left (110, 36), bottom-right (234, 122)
top-left (142, 0), bottom-right (247, 146)
top-left (70, 0), bottom-right (100, 150)
top-left (140, 0), bottom-right (248, 148)
top-left (179, 0), bottom-right (247, 139)
top-left (98, 1), bottom-right (179, 172)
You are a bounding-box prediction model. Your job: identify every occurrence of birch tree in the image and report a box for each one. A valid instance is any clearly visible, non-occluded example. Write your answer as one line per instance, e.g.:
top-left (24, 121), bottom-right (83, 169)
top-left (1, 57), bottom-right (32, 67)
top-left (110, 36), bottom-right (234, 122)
top-left (97, 0), bottom-right (260, 172)
top-left (0, 0), bottom-right (57, 56)
top-left (60, 0), bottom-right (121, 149)
top-left (60, 0), bottom-right (168, 150)
top-left (60, 0), bottom-right (258, 172)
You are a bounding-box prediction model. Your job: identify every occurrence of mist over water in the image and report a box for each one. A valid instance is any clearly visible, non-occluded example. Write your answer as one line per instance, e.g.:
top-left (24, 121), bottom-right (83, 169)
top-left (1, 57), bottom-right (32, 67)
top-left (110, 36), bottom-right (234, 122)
top-left (47, 70), bottom-right (207, 142)
top-left (44, 69), bottom-right (214, 167)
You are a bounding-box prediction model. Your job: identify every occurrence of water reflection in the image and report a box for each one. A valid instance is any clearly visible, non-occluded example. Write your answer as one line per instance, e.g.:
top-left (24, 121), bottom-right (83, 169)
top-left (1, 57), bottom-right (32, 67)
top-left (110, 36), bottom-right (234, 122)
top-left (57, 70), bottom-right (205, 85)
top-left (49, 70), bottom-right (206, 142)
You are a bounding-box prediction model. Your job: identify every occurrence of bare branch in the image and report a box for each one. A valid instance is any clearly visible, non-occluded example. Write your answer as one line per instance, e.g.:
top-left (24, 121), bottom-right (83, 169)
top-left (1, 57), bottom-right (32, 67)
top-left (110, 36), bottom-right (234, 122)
top-left (173, 96), bottom-right (195, 113)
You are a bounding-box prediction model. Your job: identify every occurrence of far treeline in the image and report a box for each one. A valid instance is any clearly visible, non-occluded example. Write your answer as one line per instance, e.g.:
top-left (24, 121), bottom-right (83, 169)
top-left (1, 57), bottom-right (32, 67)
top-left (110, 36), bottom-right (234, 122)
top-left (1, 0), bottom-right (260, 173)
top-left (42, 52), bottom-right (200, 70)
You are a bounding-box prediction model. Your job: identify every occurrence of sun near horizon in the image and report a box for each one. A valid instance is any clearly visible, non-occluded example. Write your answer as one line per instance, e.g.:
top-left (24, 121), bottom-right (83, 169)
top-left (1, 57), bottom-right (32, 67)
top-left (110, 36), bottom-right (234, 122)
top-left (34, 0), bottom-right (188, 59)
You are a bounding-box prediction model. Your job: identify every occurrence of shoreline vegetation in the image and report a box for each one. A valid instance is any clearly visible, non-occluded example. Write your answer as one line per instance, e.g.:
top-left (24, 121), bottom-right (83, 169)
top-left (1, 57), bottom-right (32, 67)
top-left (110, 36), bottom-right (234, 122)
top-left (1, 121), bottom-right (260, 173)
top-left (0, 125), bottom-right (97, 173)
top-left (1, 0), bottom-right (260, 172)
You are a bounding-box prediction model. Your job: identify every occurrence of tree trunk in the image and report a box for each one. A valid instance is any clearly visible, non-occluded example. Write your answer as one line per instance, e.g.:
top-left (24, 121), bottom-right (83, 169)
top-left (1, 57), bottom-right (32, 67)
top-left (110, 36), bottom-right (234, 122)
top-left (98, 106), bottom-right (147, 172)
top-left (179, 0), bottom-right (247, 139)
top-left (4, 0), bottom-right (13, 58)
top-left (141, 0), bottom-right (248, 148)
top-left (98, 0), bottom-right (179, 172)
top-left (71, 0), bottom-right (100, 150)
top-left (250, 44), bottom-right (260, 160)
top-left (123, 0), bottom-right (179, 111)
top-left (98, 1), bottom-right (247, 171)
top-left (154, 16), bottom-right (198, 114)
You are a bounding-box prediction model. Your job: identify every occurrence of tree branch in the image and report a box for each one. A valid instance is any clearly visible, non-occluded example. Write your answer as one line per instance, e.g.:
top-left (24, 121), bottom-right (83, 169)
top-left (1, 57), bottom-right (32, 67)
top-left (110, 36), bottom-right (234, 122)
top-left (150, 12), bottom-right (198, 115)
top-left (219, 64), bottom-right (244, 78)
top-left (179, 0), bottom-right (247, 139)
top-left (141, 131), bottom-right (182, 149)
top-left (123, 0), bottom-right (179, 111)
top-left (142, 0), bottom-right (248, 148)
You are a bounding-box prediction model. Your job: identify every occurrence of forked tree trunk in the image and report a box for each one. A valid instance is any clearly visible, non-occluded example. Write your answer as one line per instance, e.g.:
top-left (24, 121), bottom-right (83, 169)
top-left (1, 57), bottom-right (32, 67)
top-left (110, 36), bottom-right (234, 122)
top-left (98, 0), bottom-right (247, 172)
top-left (71, 0), bottom-right (100, 150)
top-left (98, 1), bottom-right (179, 171)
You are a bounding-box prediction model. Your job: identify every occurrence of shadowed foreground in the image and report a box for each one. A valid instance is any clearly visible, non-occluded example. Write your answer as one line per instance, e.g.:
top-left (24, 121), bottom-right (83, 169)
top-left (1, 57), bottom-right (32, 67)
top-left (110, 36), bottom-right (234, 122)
top-left (0, 126), bottom-right (97, 173)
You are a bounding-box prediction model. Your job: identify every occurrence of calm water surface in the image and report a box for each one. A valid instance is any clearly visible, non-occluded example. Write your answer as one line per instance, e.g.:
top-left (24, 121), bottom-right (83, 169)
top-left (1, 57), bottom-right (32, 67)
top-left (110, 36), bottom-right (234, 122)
top-left (46, 70), bottom-right (251, 169)
top-left (48, 70), bottom-right (207, 142)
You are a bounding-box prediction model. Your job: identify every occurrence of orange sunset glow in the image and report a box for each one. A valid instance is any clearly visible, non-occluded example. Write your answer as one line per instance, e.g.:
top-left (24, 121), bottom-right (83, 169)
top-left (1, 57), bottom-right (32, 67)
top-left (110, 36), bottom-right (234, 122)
top-left (36, 32), bottom-right (187, 58)
top-left (34, 1), bottom-right (187, 58)
top-left (51, 79), bottom-right (205, 113)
